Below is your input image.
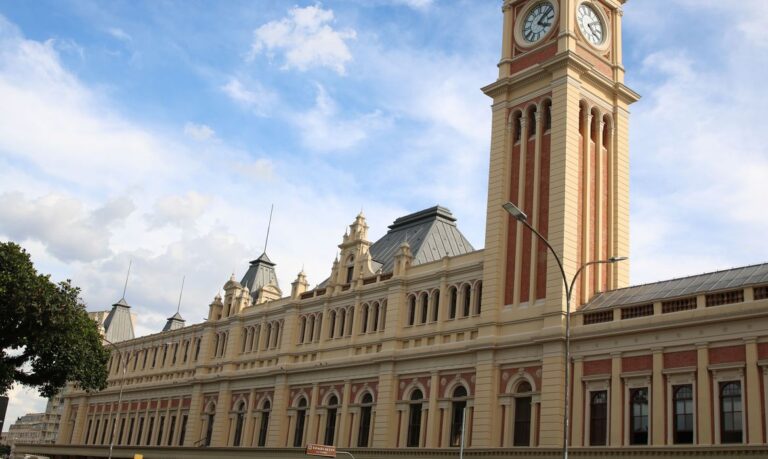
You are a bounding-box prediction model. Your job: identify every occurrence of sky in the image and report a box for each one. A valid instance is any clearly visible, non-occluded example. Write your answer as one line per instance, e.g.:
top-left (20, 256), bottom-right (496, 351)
top-left (1, 0), bottom-right (767, 431)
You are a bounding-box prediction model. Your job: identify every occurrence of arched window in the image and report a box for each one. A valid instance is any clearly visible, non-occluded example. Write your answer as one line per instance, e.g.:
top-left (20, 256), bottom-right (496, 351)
top-left (527, 106), bottom-right (537, 138)
top-left (324, 395), bottom-right (339, 446)
top-left (449, 287), bottom-right (458, 319)
top-left (543, 100), bottom-right (552, 131)
top-left (346, 308), bottom-right (354, 336)
top-left (629, 388), bottom-right (648, 445)
top-left (372, 302), bottom-right (380, 331)
top-left (420, 293), bottom-right (429, 324)
top-left (293, 397), bottom-right (308, 447)
top-left (361, 304), bottom-right (369, 333)
top-left (233, 401), bottom-right (246, 446)
top-left (449, 386), bottom-right (468, 447)
top-left (431, 290), bottom-right (440, 322)
top-left (204, 404), bottom-right (216, 447)
top-left (298, 317), bottom-right (306, 344)
top-left (307, 316), bottom-right (315, 342)
top-left (513, 381), bottom-right (532, 446)
top-left (328, 311), bottom-right (336, 339)
top-left (673, 385), bottom-right (693, 444)
top-left (462, 284), bottom-right (471, 317)
top-left (513, 113), bottom-right (522, 143)
top-left (258, 400), bottom-right (271, 447)
top-left (272, 322), bottom-right (280, 348)
top-left (264, 324), bottom-right (272, 350)
top-left (358, 393), bottom-right (374, 447)
top-left (407, 389), bottom-right (424, 447)
top-left (474, 282), bottom-right (482, 315)
top-left (338, 309), bottom-right (346, 338)
top-left (720, 382), bottom-right (742, 444)
top-left (407, 296), bottom-right (416, 326)
top-left (589, 391), bottom-right (608, 446)
top-left (345, 255), bottom-right (355, 284)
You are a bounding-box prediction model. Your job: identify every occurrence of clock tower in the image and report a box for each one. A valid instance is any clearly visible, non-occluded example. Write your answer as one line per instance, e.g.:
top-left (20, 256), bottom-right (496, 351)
top-left (478, 0), bottom-right (639, 446)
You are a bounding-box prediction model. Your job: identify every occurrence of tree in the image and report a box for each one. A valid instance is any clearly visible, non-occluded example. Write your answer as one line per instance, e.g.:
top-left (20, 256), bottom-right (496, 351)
top-left (0, 242), bottom-right (109, 398)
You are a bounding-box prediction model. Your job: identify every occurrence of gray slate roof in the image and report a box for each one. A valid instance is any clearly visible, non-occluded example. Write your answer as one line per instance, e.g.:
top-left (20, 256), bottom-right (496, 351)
top-left (103, 298), bottom-right (135, 343)
top-left (583, 262), bottom-right (768, 311)
top-left (369, 205), bottom-right (475, 273)
top-left (162, 312), bottom-right (185, 332)
top-left (240, 252), bottom-right (281, 298)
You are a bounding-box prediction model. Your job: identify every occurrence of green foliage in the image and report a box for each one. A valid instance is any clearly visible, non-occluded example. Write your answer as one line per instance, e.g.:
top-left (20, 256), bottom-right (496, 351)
top-left (0, 242), bottom-right (109, 398)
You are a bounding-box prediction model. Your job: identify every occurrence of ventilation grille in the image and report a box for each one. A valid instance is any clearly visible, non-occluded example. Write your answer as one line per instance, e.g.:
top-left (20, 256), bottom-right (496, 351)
top-left (662, 297), bottom-right (697, 314)
top-left (584, 310), bottom-right (614, 325)
top-left (706, 290), bottom-right (744, 307)
top-left (621, 304), bottom-right (654, 320)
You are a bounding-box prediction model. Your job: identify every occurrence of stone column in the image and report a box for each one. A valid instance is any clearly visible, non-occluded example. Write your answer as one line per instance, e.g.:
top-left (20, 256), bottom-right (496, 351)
top-left (339, 380), bottom-right (352, 447)
top-left (538, 342), bottom-right (565, 446)
top-left (696, 343), bottom-right (712, 444)
top-left (373, 362), bottom-right (397, 447)
top-left (610, 353), bottom-right (622, 446)
top-left (745, 338), bottom-right (762, 444)
top-left (652, 349), bottom-right (665, 445)
top-left (211, 382), bottom-right (231, 447)
top-left (306, 384), bottom-right (320, 444)
top-left (571, 358), bottom-right (584, 447)
top-left (71, 396), bottom-right (89, 444)
top-left (426, 371), bottom-right (439, 447)
top-left (243, 388), bottom-right (256, 446)
top-left (267, 375), bottom-right (288, 447)
top-left (472, 350), bottom-right (497, 447)
top-left (183, 384), bottom-right (203, 446)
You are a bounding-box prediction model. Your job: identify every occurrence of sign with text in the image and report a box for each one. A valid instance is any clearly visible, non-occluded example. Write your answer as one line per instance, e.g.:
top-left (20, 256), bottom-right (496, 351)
top-left (306, 443), bottom-right (336, 457)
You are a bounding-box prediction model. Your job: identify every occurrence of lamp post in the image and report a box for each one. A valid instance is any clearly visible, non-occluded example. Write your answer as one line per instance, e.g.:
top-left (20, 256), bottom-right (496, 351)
top-left (103, 337), bottom-right (127, 459)
top-left (503, 202), bottom-right (626, 459)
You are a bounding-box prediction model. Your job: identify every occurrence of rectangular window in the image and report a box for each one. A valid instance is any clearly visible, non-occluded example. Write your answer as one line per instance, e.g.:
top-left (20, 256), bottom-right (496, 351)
top-left (146, 417), bottom-right (154, 446)
top-left (629, 387), bottom-right (649, 445)
top-left (157, 415), bottom-right (165, 445)
top-left (179, 415), bottom-right (188, 446)
top-left (589, 390), bottom-right (608, 446)
top-left (127, 418), bottom-right (135, 446)
top-left (672, 384), bottom-right (694, 444)
top-left (85, 420), bottom-right (92, 444)
top-left (167, 416), bottom-right (176, 446)
top-left (118, 417), bottom-right (126, 445)
top-left (136, 417), bottom-right (145, 446)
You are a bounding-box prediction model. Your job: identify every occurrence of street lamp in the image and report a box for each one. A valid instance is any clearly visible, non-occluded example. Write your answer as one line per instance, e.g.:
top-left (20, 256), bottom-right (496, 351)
top-left (503, 202), bottom-right (626, 459)
top-left (103, 338), bottom-right (127, 459)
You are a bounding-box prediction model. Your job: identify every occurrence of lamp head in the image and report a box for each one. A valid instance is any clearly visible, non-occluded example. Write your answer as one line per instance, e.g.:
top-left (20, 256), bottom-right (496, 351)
top-left (502, 202), bottom-right (528, 222)
top-left (608, 256), bottom-right (628, 263)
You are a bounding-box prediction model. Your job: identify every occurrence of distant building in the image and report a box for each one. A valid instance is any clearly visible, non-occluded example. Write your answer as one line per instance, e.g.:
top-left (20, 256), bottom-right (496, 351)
top-left (5, 413), bottom-right (45, 446)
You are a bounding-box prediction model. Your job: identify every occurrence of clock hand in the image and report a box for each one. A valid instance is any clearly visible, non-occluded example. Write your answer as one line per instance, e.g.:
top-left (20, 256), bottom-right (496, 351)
top-left (538, 7), bottom-right (552, 26)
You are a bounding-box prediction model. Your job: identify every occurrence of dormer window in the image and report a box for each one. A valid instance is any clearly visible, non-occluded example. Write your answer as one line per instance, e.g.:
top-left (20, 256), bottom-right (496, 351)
top-left (345, 255), bottom-right (355, 284)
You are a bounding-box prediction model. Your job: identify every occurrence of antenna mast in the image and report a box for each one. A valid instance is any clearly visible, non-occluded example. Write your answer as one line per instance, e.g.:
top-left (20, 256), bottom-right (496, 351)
top-left (176, 275), bottom-right (185, 314)
top-left (263, 204), bottom-right (274, 253)
top-left (122, 258), bottom-right (132, 299)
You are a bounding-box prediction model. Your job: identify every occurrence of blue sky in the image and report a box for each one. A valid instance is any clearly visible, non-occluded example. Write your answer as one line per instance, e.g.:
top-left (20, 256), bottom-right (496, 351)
top-left (1, 0), bottom-right (767, 428)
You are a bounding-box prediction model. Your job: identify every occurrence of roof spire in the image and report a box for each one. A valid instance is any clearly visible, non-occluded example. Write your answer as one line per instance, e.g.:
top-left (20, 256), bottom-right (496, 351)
top-left (263, 204), bottom-right (274, 254)
top-left (121, 257), bottom-right (132, 300)
top-left (176, 275), bottom-right (185, 314)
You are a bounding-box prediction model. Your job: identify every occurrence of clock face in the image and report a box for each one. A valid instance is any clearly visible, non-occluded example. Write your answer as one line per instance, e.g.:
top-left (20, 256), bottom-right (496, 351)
top-left (522, 2), bottom-right (556, 44)
top-left (577, 3), bottom-right (605, 46)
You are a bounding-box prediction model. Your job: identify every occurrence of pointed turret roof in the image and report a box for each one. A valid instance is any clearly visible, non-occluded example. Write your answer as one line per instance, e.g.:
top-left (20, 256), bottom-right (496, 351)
top-left (240, 252), bottom-right (281, 299)
top-left (162, 312), bottom-right (185, 332)
top-left (103, 297), bottom-right (135, 343)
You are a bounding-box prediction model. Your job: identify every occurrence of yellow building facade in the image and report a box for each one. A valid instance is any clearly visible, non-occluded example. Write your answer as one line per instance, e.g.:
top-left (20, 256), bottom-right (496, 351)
top-left (41, 0), bottom-right (768, 457)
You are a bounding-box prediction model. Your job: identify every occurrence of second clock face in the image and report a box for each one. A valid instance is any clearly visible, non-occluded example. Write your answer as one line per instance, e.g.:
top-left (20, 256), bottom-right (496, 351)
top-left (577, 3), bottom-right (605, 46)
top-left (522, 2), bottom-right (556, 44)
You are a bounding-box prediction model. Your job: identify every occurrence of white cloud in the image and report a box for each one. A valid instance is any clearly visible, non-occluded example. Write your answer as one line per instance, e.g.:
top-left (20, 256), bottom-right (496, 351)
top-left (248, 5), bottom-right (356, 75)
top-left (387, 0), bottom-right (434, 10)
top-left (236, 158), bottom-right (274, 180)
top-left (220, 77), bottom-right (276, 115)
top-left (183, 122), bottom-right (215, 141)
top-left (0, 193), bottom-right (134, 263)
top-left (146, 192), bottom-right (211, 229)
top-left (107, 27), bottom-right (132, 42)
top-left (295, 84), bottom-right (389, 152)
